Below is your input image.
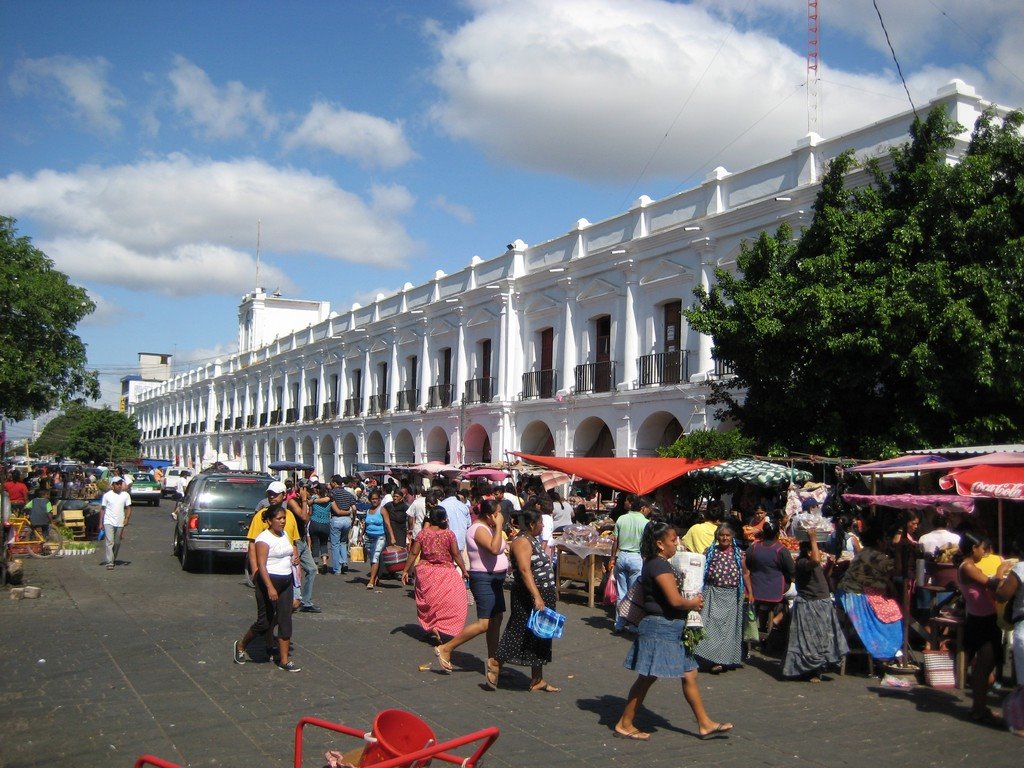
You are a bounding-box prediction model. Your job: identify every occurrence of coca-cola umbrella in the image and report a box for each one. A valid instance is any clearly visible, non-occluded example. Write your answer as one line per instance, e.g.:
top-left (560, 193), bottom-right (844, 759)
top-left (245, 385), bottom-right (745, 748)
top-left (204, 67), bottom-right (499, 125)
top-left (939, 464), bottom-right (1024, 553)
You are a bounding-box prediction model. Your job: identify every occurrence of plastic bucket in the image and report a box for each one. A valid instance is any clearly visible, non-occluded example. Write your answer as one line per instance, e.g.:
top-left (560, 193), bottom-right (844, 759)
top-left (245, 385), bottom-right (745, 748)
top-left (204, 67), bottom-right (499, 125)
top-left (359, 709), bottom-right (436, 767)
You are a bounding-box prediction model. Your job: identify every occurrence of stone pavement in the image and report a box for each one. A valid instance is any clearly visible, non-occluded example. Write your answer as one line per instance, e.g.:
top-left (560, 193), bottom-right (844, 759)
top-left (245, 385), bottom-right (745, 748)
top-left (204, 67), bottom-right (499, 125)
top-left (1, 500), bottom-right (1020, 768)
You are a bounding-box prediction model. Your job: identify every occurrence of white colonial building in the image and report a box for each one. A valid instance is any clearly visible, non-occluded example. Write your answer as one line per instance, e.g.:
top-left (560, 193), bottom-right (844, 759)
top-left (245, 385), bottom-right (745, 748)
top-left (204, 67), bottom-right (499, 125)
top-left (131, 81), bottom-right (999, 476)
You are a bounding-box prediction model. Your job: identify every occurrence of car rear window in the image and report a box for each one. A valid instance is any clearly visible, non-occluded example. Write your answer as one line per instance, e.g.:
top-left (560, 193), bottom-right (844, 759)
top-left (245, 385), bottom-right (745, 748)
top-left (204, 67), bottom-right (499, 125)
top-left (195, 479), bottom-right (268, 510)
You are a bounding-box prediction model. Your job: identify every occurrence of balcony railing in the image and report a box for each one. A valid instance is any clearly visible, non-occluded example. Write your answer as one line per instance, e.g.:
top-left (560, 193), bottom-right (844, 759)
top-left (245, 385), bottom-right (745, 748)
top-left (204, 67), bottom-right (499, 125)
top-left (344, 397), bottom-right (362, 418)
top-left (259, 413), bottom-right (268, 427)
top-left (428, 383), bottom-right (454, 408)
top-left (369, 394), bottom-right (390, 415)
top-left (285, 408), bottom-right (299, 423)
top-left (303, 404), bottom-right (317, 421)
top-left (574, 361), bottom-right (616, 394)
top-left (712, 358), bottom-right (736, 378)
top-left (198, 421), bottom-right (206, 433)
top-left (246, 415), bottom-right (256, 428)
top-left (464, 377), bottom-right (494, 404)
top-left (396, 389), bottom-right (418, 412)
top-left (522, 369), bottom-right (557, 400)
top-left (322, 401), bottom-right (339, 419)
top-left (234, 416), bottom-right (244, 430)
top-left (270, 409), bottom-right (283, 425)
top-left (637, 350), bottom-right (691, 388)
top-left (175, 425), bottom-right (182, 435)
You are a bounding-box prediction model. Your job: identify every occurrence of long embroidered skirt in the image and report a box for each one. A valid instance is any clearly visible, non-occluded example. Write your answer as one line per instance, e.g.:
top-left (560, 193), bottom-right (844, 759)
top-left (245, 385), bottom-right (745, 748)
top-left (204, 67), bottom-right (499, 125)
top-left (782, 595), bottom-right (849, 677)
top-left (414, 561), bottom-right (467, 638)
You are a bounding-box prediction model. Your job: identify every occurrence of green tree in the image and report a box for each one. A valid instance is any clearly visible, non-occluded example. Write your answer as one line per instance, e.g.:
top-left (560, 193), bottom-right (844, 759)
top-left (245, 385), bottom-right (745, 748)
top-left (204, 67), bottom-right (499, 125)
top-left (29, 405), bottom-right (90, 457)
top-left (0, 217), bottom-right (99, 422)
top-left (686, 107), bottom-right (1024, 457)
top-left (63, 407), bottom-right (140, 464)
top-left (657, 428), bottom-right (753, 460)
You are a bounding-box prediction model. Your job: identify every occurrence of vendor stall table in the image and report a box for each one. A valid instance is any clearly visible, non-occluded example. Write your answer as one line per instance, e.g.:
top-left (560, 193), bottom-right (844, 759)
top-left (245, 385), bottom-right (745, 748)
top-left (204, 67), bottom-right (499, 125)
top-left (556, 547), bottom-right (610, 608)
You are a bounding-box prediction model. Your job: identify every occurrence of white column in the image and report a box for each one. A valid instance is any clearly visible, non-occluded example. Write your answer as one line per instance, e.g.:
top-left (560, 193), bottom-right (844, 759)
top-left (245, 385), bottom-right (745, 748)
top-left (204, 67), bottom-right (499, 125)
top-left (618, 259), bottom-right (638, 391)
top-left (496, 295), bottom-right (509, 400)
top-left (696, 244), bottom-right (715, 377)
top-left (361, 343), bottom-right (371, 414)
top-left (560, 277), bottom-right (577, 393)
top-left (455, 311), bottom-right (467, 403)
top-left (419, 323), bottom-right (431, 409)
top-left (388, 330), bottom-right (399, 411)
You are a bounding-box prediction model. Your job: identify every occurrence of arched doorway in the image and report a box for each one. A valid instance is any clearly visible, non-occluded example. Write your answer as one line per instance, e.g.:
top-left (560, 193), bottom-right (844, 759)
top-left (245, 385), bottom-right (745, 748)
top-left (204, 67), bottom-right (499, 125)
top-left (635, 412), bottom-right (684, 456)
top-left (342, 433), bottom-right (358, 475)
top-left (301, 436), bottom-right (315, 468)
top-left (283, 437), bottom-right (297, 463)
top-left (320, 435), bottom-right (336, 478)
top-left (520, 420), bottom-right (555, 455)
top-left (426, 427), bottom-right (451, 463)
top-left (574, 417), bottom-right (615, 457)
top-left (463, 424), bottom-right (491, 463)
top-left (366, 431), bottom-right (386, 465)
top-left (394, 429), bottom-right (416, 464)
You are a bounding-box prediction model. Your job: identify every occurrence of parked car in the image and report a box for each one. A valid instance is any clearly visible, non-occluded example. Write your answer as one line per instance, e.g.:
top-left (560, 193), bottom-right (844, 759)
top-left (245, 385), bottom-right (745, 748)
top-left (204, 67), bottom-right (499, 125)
top-left (171, 471), bottom-right (273, 571)
top-left (161, 467), bottom-right (193, 499)
top-left (129, 471), bottom-right (161, 506)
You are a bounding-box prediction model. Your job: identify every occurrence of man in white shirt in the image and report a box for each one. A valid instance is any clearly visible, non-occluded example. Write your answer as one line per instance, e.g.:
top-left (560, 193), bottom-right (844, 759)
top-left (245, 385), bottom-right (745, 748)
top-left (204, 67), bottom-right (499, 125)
top-left (407, 486), bottom-right (428, 539)
top-left (918, 513), bottom-right (961, 557)
top-left (101, 476), bottom-right (132, 570)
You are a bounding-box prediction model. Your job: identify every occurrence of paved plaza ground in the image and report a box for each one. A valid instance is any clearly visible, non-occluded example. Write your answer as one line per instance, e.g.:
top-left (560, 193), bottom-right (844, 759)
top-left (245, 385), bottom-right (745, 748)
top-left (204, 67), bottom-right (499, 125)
top-left (1, 499), bottom-right (1020, 767)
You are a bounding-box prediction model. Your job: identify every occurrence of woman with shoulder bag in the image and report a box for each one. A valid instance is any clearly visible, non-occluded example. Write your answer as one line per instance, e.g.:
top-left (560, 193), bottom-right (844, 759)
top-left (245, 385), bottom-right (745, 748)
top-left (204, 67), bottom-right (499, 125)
top-left (614, 520), bottom-right (733, 741)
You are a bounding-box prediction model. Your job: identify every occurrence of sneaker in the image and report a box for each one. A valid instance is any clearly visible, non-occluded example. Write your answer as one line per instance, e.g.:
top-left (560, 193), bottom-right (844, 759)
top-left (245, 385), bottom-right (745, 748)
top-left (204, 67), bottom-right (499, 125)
top-left (232, 640), bottom-right (247, 665)
top-left (277, 660), bottom-right (301, 673)
top-left (106, 564), bottom-right (115, 570)
top-left (299, 605), bottom-right (323, 613)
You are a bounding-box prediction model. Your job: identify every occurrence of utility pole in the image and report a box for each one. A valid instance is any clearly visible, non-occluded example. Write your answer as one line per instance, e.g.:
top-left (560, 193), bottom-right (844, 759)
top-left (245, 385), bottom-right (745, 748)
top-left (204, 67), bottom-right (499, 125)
top-left (807, 0), bottom-right (820, 134)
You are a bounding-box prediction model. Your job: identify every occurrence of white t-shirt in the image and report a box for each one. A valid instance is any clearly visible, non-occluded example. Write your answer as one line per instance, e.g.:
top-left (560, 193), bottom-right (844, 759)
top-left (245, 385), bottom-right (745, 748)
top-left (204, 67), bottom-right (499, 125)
top-left (541, 513), bottom-right (554, 548)
top-left (552, 501), bottom-right (574, 529)
top-left (918, 528), bottom-right (960, 557)
top-left (408, 496), bottom-right (427, 538)
top-left (122, 472), bottom-right (135, 489)
top-left (101, 490), bottom-right (132, 527)
top-left (255, 529), bottom-right (295, 576)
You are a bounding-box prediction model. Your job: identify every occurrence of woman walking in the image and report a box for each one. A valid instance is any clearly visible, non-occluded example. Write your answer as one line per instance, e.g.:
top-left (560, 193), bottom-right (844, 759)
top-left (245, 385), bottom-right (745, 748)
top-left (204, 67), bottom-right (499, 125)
top-left (494, 507), bottom-right (560, 692)
top-left (610, 496), bottom-right (653, 634)
top-left (746, 521), bottom-right (794, 648)
top-left (434, 499), bottom-right (508, 685)
top-left (401, 506), bottom-right (469, 649)
top-left (694, 524), bottom-right (753, 672)
top-left (233, 505), bottom-right (301, 672)
top-left (364, 490), bottom-right (396, 589)
top-left (308, 482), bottom-right (333, 573)
top-left (783, 527), bottom-right (848, 681)
top-left (614, 520), bottom-right (733, 741)
top-left (957, 533), bottom-right (1004, 723)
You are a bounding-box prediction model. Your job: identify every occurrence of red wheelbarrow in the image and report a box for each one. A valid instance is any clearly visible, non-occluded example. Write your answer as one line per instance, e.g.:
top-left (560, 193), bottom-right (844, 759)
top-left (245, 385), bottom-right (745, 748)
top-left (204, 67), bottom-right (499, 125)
top-left (136, 709), bottom-right (500, 768)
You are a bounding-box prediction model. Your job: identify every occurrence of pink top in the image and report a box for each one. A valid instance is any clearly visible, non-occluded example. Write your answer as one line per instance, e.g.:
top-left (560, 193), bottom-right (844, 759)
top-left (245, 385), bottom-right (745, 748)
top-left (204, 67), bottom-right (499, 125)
top-left (467, 522), bottom-right (509, 573)
top-left (959, 565), bottom-right (996, 617)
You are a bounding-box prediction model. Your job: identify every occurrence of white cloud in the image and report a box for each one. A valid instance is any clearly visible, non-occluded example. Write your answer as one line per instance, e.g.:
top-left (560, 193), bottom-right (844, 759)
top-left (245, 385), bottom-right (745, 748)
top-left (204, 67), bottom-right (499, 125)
top-left (0, 154), bottom-right (420, 296)
top-left (284, 101), bottom-right (416, 169)
top-left (427, 0), bottom-right (1019, 185)
top-left (9, 55), bottom-right (124, 134)
top-left (169, 55), bottom-right (278, 140)
top-left (79, 290), bottom-right (126, 327)
top-left (431, 194), bottom-right (474, 225)
top-left (173, 342), bottom-right (239, 371)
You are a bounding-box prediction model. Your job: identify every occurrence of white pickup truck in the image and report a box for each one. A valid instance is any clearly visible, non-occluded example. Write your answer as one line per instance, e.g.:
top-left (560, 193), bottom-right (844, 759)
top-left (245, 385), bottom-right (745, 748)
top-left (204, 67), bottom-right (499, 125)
top-left (161, 467), bottom-right (193, 499)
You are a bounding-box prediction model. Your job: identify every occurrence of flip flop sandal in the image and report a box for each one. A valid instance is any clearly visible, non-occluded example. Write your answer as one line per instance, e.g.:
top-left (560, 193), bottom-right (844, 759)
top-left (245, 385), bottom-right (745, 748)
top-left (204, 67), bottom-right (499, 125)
top-left (699, 723), bottom-right (734, 740)
top-left (613, 728), bottom-right (650, 741)
top-left (529, 681), bottom-right (561, 693)
top-left (434, 647), bottom-right (453, 672)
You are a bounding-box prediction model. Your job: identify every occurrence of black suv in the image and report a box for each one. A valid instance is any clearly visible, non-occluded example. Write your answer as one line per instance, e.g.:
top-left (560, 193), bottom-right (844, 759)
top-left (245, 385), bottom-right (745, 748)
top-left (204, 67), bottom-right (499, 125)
top-left (171, 471), bottom-right (274, 571)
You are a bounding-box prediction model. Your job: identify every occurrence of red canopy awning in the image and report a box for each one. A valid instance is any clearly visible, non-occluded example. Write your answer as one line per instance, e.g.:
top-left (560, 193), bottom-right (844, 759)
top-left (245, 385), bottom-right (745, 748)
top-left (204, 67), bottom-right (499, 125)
top-left (939, 465), bottom-right (1024, 500)
top-left (511, 453), bottom-right (723, 496)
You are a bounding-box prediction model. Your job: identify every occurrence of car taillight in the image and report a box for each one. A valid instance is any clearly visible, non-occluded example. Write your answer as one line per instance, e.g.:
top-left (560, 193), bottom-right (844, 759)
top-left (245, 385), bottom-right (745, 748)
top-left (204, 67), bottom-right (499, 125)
top-left (188, 514), bottom-right (199, 531)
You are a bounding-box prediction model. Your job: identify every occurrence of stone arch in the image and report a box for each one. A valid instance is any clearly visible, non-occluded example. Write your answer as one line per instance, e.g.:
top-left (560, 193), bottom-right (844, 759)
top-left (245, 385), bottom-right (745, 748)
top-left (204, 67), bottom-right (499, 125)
top-left (635, 411), bottom-right (684, 457)
top-left (366, 430), bottom-right (386, 464)
top-left (574, 416), bottom-right (615, 457)
top-left (300, 435), bottom-right (315, 468)
top-left (426, 426), bottom-right (451, 463)
top-left (283, 437), bottom-right (297, 463)
top-left (269, 438), bottom-right (279, 465)
top-left (232, 440), bottom-right (243, 460)
top-left (463, 423), bottom-right (491, 464)
top-left (320, 435), bottom-right (336, 479)
top-left (342, 433), bottom-right (359, 475)
top-left (244, 441), bottom-right (256, 471)
top-left (394, 429), bottom-right (416, 464)
top-left (520, 420), bottom-right (556, 456)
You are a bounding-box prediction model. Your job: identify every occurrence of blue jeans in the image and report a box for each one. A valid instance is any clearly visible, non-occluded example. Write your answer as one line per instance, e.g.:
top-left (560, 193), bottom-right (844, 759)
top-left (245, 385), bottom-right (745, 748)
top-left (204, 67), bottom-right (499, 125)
top-left (613, 551), bottom-right (644, 631)
top-left (329, 516), bottom-right (352, 573)
top-left (364, 533), bottom-right (385, 564)
top-left (296, 539), bottom-right (316, 607)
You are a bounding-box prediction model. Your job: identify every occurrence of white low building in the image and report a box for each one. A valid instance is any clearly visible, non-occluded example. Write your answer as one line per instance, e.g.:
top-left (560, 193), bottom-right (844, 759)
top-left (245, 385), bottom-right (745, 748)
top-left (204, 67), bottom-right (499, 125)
top-left (131, 81), bottom-right (1000, 476)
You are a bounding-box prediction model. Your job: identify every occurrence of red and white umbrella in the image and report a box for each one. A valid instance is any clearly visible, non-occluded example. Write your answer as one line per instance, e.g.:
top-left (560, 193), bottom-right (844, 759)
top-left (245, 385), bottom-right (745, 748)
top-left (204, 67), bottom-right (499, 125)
top-left (940, 464), bottom-right (1024, 553)
top-left (461, 467), bottom-right (509, 482)
top-left (540, 470), bottom-right (573, 491)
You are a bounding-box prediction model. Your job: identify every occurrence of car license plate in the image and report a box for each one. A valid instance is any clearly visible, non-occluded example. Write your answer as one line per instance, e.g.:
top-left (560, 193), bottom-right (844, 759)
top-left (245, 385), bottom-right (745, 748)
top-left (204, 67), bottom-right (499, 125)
top-left (229, 540), bottom-right (249, 551)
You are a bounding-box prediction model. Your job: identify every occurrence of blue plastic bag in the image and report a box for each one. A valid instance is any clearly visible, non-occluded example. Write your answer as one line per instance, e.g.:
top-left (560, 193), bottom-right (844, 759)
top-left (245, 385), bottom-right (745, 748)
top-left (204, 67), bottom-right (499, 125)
top-left (97, 528), bottom-right (105, 540)
top-left (526, 607), bottom-right (565, 640)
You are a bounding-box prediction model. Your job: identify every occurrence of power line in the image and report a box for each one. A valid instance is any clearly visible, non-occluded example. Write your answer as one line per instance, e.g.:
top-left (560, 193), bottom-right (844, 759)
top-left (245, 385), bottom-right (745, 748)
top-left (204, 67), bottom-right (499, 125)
top-left (872, 0), bottom-right (917, 118)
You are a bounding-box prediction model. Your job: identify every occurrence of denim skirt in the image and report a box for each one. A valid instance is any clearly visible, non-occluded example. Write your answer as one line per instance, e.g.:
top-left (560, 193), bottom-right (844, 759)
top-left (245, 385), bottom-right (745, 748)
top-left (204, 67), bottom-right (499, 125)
top-left (623, 615), bottom-right (697, 678)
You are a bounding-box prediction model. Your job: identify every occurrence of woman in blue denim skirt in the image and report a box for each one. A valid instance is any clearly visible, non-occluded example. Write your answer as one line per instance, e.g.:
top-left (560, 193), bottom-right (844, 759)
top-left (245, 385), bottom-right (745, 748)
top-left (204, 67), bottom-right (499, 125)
top-left (613, 520), bottom-right (733, 741)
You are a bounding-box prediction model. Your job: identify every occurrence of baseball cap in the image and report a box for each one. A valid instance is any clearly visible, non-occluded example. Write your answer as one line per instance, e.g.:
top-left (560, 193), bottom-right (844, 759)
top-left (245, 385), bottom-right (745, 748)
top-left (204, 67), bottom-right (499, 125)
top-left (110, 476), bottom-right (124, 484)
top-left (267, 480), bottom-right (287, 495)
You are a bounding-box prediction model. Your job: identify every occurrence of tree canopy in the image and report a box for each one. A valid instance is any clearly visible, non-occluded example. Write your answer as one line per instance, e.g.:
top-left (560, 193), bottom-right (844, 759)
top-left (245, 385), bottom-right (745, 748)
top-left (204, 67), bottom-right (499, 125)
top-left (63, 406), bottom-right (140, 465)
top-left (686, 107), bottom-right (1024, 458)
top-left (0, 217), bottom-right (99, 422)
top-left (658, 428), bottom-right (754, 460)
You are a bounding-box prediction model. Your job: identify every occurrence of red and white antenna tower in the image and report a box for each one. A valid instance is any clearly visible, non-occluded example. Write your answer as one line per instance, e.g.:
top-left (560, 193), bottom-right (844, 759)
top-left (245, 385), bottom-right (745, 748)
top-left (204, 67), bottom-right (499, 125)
top-left (807, 0), bottom-right (820, 134)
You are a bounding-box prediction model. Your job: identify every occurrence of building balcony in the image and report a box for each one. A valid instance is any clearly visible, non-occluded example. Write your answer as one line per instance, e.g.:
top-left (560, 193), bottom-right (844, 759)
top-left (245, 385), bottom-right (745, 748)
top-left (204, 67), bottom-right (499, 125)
top-left (198, 422), bottom-right (206, 433)
top-left (259, 413), bottom-right (268, 427)
top-left (285, 408), bottom-right (299, 423)
top-left (303, 404), bottom-right (318, 421)
top-left (522, 369), bottom-right (557, 400)
top-left (234, 416), bottom-right (244, 430)
top-left (368, 394), bottom-right (390, 415)
top-left (182, 423), bottom-right (191, 435)
top-left (322, 401), bottom-right (339, 419)
top-left (637, 350), bottom-right (692, 388)
top-left (428, 383), bottom-right (454, 408)
top-left (246, 415), bottom-right (256, 428)
top-left (464, 377), bottom-right (494, 404)
top-left (396, 389), bottom-right (418, 412)
top-left (575, 361), bottom-right (616, 394)
top-left (344, 397), bottom-right (362, 418)
top-left (712, 358), bottom-right (736, 378)
top-left (269, 409), bottom-right (283, 425)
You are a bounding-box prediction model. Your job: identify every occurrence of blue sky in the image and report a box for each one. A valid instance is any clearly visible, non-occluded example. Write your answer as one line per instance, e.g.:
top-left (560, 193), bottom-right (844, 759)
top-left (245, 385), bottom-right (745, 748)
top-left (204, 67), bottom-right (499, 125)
top-left (2, 0), bottom-right (1022, 441)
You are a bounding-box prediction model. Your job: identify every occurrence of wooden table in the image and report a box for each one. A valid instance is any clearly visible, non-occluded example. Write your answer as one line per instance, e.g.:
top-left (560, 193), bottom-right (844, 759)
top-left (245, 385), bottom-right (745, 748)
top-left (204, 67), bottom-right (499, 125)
top-left (556, 548), bottom-right (610, 608)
